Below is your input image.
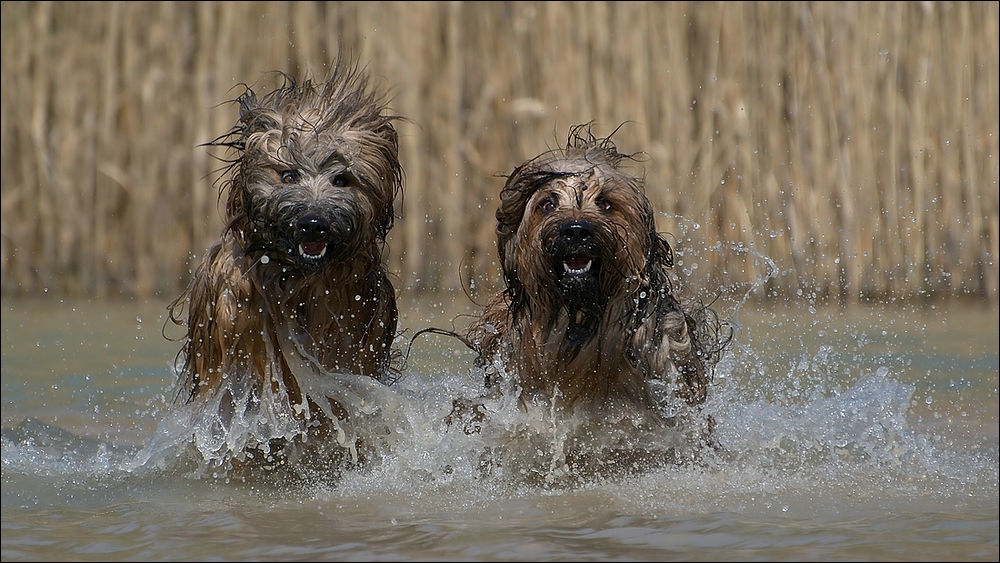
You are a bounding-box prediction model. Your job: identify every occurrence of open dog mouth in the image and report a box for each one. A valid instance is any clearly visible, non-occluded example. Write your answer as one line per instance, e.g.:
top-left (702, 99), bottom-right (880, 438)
top-left (247, 212), bottom-right (348, 269)
top-left (562, 254), bottom-right (593, 275)
top-left (298, 241), bottom-right (328, 260)
top-left (552, 247), bottom-right (603, 317)
top-left (551, 220), bottom-right (601, 280)
top-left (291, 212), bottom-right (340, 264)
top-left (554, 250), bottom-right (601, 283)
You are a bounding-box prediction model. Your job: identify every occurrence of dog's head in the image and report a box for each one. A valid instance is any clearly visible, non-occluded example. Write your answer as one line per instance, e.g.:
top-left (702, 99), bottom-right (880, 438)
top-left (215, 59), bottom-right (402, 275)
top-left (495, 124), bottom-right (673, 322)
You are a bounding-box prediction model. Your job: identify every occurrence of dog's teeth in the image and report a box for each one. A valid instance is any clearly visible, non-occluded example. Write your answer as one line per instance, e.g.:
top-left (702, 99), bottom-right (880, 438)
top-left (298, 243), bottom-right (327, 259)
top-left (563, 259), bottom-right (592, 274)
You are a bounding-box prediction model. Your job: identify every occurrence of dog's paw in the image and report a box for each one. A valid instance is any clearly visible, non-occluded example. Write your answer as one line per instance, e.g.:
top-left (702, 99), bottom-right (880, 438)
top-left (444, 397), bottom-right (489, 435)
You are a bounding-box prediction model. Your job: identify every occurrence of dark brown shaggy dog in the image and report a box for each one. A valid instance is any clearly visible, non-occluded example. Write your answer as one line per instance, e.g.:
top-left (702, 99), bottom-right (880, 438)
top-left (166, 60), bottom-right (403, 475)
top-left (458, 125), bottom-right (729, 458)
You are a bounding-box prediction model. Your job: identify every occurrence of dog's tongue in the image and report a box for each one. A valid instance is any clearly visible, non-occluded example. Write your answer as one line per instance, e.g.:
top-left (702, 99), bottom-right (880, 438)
top-left (299, 241), bottom-right (327, 258)
top-left (563, 255), bottom-right (592, 273)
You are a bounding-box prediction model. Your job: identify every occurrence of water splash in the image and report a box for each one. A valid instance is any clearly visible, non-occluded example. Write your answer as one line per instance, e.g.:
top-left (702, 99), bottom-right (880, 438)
top-left (4, 341), bottom-right (994, 508)
top-left (2, 238), bottom-right (994, 506)
top-left (121, 365), bottom-right (411, 485)
top-left (1, 417), bottom-right (133, 478)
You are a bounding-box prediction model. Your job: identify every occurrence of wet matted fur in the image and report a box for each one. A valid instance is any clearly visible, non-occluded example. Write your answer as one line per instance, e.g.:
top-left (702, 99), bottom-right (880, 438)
top-left (456, 124), bottom-right (731, 477)
top-left (166, 59), bottom-right (404, 477)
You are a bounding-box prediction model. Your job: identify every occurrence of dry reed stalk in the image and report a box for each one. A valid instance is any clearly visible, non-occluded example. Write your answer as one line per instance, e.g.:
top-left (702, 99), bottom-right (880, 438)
top-left (0, 1), bottom-right (996, 304)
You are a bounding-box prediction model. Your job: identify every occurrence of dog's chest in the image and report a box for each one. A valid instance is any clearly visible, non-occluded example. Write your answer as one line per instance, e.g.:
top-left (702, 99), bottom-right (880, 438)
top-left (514, 317), bottom-right (645, 411)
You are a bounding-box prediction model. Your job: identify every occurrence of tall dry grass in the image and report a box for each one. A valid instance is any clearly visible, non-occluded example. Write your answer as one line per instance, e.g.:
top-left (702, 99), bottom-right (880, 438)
top-left (2, 1), bottom-right (997, 305)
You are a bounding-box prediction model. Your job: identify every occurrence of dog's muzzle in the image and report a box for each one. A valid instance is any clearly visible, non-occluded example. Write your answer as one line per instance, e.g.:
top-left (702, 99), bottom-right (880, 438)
top-left (548, 218), bottom-right (606, 320)
top-left (555, 220), bottom-right (598, 277)
top-left (296, 214), bottom-right (331, 260)
top-left (286, 209), bottom-right (358, 268)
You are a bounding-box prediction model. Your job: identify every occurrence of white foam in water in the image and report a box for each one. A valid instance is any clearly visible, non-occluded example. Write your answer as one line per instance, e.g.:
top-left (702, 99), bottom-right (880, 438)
top-left (126, 364), bottom-right (411, 481)
top-left (1, 417), bottom-right (130, 478)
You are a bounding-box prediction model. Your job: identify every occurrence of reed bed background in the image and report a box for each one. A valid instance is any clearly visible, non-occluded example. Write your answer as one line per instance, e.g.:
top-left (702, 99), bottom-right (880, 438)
top-left (2, 1), bottom-right (997, 306)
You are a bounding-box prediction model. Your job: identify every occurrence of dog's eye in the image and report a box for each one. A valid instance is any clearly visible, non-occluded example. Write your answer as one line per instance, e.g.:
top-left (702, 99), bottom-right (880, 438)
top-left (280, 170), bottom-right (300, 184)
top-left (595, 196), bottom-right (612, 212)
top-left (330, 171), bottom-right (361, 188)
top-left (539, 197), bottom-right (557, 214)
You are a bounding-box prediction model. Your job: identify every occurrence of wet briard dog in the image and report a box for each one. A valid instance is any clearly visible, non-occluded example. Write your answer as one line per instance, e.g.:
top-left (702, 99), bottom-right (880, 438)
top-left (164, 59), bottom-right (404, 478)
top-left (453, 124), bottom-right (730, 480)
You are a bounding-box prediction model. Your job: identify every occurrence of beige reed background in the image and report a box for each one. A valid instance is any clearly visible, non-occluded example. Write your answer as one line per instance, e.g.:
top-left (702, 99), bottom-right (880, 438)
top-left (2, 1), bottom-right (998, 305)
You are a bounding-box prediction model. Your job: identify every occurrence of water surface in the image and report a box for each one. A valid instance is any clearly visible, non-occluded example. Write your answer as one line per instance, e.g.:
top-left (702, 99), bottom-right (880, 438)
top-left (2, 294), bottom-right (998, 561)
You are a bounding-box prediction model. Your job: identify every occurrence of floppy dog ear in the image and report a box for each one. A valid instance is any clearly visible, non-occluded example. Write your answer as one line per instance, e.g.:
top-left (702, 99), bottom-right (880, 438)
top-left (494, 162), bottom-right (538, 306)
top-left (495, 156), bottom-right (577, 308)
top-left (657, 235), bottom-right (674, 269)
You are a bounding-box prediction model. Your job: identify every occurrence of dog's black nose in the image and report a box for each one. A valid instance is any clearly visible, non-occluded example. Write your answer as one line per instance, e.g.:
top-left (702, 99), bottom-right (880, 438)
top-left (559, 220), bottom-right (593, 243)
top-left (297, 214), bottom-right (330, 238)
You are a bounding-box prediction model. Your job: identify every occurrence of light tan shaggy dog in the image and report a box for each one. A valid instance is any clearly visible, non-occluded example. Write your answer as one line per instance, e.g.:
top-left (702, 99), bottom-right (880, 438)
top-left (165, 58), bottom-right (404, 479)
